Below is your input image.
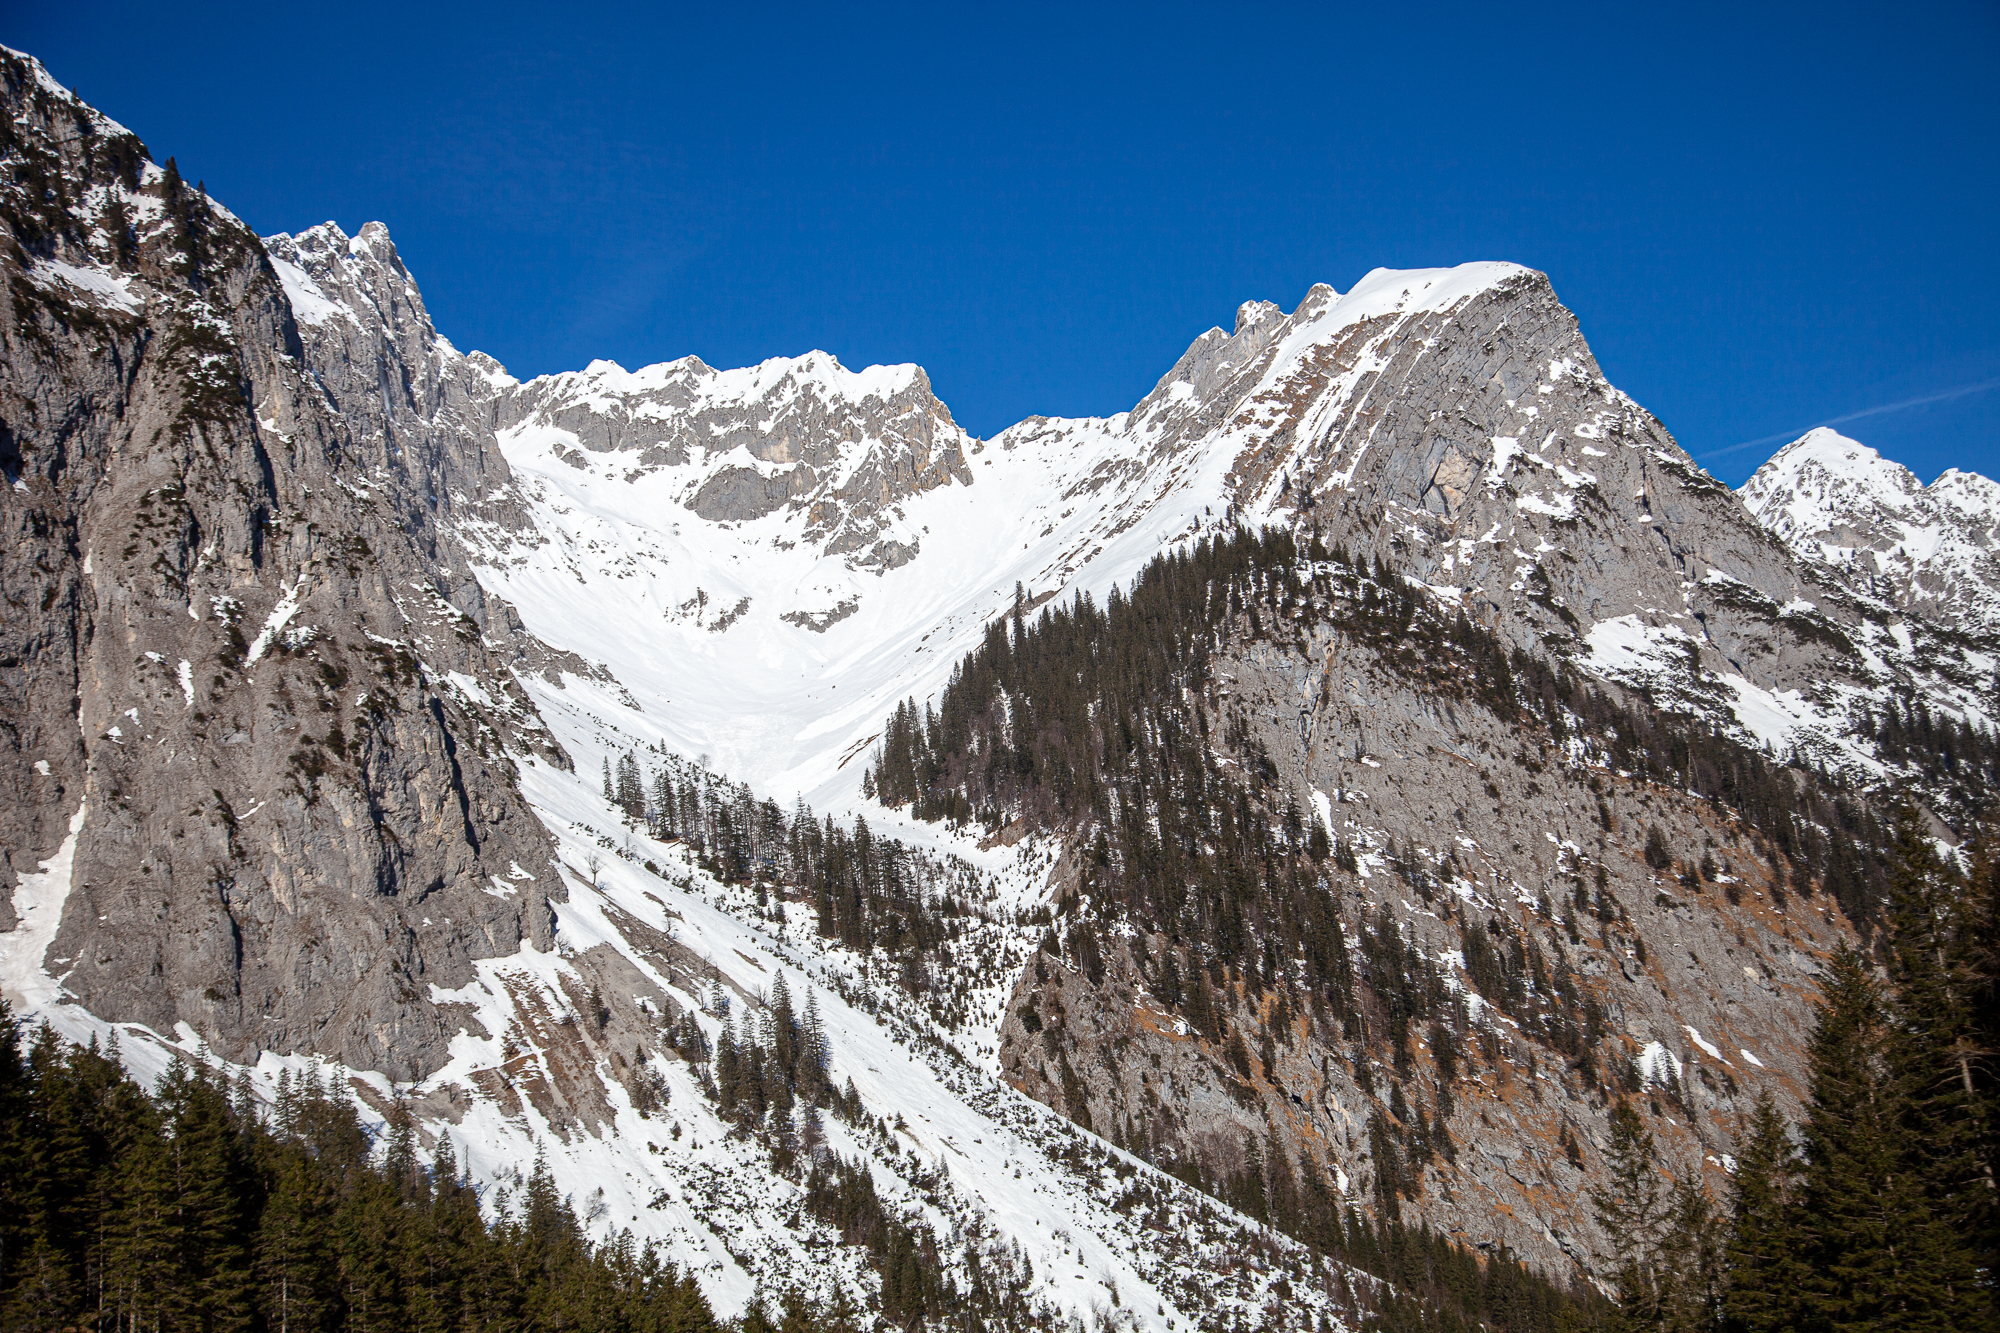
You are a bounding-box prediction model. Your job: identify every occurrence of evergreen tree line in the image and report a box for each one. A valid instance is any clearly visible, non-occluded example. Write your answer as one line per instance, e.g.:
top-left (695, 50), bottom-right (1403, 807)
top-left (862, 527), bottom-right (1993, 1328)
top-left (663, 974), bottom-right (1044, 1329)
top-left (0, 1008), bottom-right (718, 1332)
top-left (708, 973), bottom-right (834, 1130)
top-left (1105, 1123), bottom-right (1603, 1333)
top-left (860, 528), bottom-right (1849, 1139)
top-left (603, 751), bottom-right (790, 888)
top-left (1850, 690), bottom-right (2000, 825)
top-left (1592, 815), bottom-right (1998, 1332)
top-left (864, 526), bottom-right (1952, 940)
top-left (601, 749), bottom-right (970, 980)
top-left (796, 1157), bottom-right (1048, 1331)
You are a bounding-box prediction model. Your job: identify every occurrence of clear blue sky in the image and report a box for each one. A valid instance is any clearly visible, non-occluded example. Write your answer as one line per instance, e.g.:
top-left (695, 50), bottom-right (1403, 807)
top-left (12, 2), bottom-right (1997, 485)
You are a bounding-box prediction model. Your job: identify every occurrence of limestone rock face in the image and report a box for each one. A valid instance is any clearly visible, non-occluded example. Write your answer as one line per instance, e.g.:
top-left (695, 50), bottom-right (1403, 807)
top-left (975, 265), bottom-right (1988, 770)
top-left (1129, 268), bottom-right (1870, 706)
top-left (0, 49), bottom-right (562, 1077)
top-left (1741, 427), bottom-right (2000, 643)
top-left (4, 39), bottom-right (1993, 1319)
top-left (498, 355), bottom-right (975, 568)
top-left (262, 222), bottom-right (981, 579)
top-left (998, 615), bottom-right (1846, 1279)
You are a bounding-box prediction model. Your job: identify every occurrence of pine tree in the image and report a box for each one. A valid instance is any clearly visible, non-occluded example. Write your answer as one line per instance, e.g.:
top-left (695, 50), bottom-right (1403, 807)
top-left (801, 991), bottom-right (829, 1101)
top-left (1882, 815), bottom-right (1996, 1246)
top-left (769, 973), bottom-right (798, 1087)
top-left (1592, 1100), bottom-right (1667, 1328)
top-left (1794, 945), bottom-right (1977, 1331)
top-left (617, 750), bottom-right (646, 821)
top-left (1722, 1091), bottom-right (1806, 1333)
top-left (155, 1059), bottom-right (257, 1330)
top-left (1962, 808), bottom-right (2000, 1311)
top-left (653, 767), bottom-right (678, 837)
top-left (1658, 1174), bottom-right (1724, 1333)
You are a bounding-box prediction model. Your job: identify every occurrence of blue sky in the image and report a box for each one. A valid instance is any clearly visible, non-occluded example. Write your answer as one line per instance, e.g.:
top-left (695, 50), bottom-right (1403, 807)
top-left (13, 2), bottom-right (1997, 485)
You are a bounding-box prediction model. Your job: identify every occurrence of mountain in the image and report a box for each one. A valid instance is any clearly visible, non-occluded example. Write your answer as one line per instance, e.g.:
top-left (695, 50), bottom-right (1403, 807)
top-left (2, 45), bottom-right (1994, 1332)
top-left (1741, 426), bottom-right (2000, 643)
top-left (0, 50), bottom-right (564, 1085)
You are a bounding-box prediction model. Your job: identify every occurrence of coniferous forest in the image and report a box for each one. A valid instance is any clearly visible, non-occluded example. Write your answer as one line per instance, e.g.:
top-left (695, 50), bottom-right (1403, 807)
top-left (866, 525), bottom-right (1995, 943)
top-left (608, 526), bottom-right (1996, 1331)
top-left (9, 524), bottom-right (1986, 1331)
top-left (0, 1008), bottom-right (719, 1332)
top-left (855, 526), bottom-right (1999, 1331)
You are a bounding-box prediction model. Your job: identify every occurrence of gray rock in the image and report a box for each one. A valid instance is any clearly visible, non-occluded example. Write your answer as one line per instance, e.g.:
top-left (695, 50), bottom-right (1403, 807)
top-left (0, 51), bottom-right (562, 1077)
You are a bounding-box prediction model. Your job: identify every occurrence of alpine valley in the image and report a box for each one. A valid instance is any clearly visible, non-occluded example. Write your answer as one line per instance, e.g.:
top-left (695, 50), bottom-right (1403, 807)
top-left (1, 45), bottom-right (1995, 1333)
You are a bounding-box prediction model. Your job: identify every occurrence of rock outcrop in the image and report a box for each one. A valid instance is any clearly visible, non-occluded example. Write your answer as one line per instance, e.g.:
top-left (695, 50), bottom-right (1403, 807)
top-left (3, 40), bottom-right (1990, 1325)
top-left (0, 49), bottom-right (563, 1077)
top-left (997, 596), bottom-right (1848, 1278)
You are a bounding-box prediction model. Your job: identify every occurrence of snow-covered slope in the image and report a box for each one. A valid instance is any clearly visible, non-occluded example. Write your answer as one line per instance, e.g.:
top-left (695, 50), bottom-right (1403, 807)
top-left (1741, 427), bottom-right (2000, 641)
top-left (4, 39), bottom-right (1989, 1323)
top-left (9, 726), bottom-right (1345, 1330)
top-left (443, 254), bottom-right (1995, 811)
top-left (271, 222), bottom-right (1548, 811)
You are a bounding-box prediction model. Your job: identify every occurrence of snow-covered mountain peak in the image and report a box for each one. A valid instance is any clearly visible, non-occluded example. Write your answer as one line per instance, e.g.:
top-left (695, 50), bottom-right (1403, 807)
top-left (4, 44), bottom-right (144, 154)
top-left (493, 342), bottom-right (970, 558)
top-left (1739, 428), bottom-right (1924, 542)
top-left (1234, 298), bottom-right (1282, 333)
top-left (527, 347), bottom-right (932, 422)
top-left (1927, 466), bottom-right (2000, 528)
top-left (1741, 428), bottom-right (2000, 640)
top-left (1128, 263), bottom-right (1533, 440)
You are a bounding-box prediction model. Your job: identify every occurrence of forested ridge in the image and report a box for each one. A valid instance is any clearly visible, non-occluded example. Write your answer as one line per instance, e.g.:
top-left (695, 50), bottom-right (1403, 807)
top-left (519, 526), bottom-right (1997, 1330)
top-left (858, 527), bottom-right (1928, 1165)
top-left (867, 525), bottom-right (1987, 940)
top-left (858, 526), bottom-right (1998, 1329)
top-left (0, 1006), bottom-right (718, 1331)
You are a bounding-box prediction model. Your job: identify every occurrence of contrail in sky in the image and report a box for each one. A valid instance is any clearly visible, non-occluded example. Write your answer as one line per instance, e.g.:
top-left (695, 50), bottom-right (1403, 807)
top-left (1695, 377), bottom-right (2000, 462)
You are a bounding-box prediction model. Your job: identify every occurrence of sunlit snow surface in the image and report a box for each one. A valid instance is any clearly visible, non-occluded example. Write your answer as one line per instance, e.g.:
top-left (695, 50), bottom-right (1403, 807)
top-left (464, 263), bottom-right (1527, 816)
top-left (7, 249), bottom-right (1558, 1331)
top-left (0, 803), bottom-right (88, 1013)
top-left (24, 213), bottom-right (1997, 1326)
top-left (4, 753), bottom-right (1351, 1330)
top-left (1741, 427), bottom-right (2000, 642)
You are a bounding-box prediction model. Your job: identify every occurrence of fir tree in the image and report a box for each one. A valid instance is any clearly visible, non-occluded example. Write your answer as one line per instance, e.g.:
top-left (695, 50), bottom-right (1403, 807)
top-left (1722, 1091), bottom-right (1806, 1333)
top-left (1881, 814), bottom-right (1995, 1250)
top-left (0, 1019), bottom-right (723, 1331)
top-left (1592, 1100), bottom-right (1668, 1329)
top-left (1795, 945), bottom-right (1978, 1331)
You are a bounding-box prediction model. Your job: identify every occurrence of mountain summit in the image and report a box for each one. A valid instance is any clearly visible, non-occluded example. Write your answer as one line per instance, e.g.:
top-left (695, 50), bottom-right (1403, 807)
top-left (2, 44), bottom-right (1994, 1333)
top-left (1741, 426), bottom-right (2000, 640)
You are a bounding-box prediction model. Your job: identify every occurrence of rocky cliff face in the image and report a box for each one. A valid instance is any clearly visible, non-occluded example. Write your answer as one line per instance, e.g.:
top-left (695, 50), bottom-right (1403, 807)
top-left (970, 286), bottom-right (1991, 1282)
top-left (266, 216), bottom-right (979, 579)
top-left (1741, 426), bottom-right (2000, 644)
top-left (498, 354), bottom-right (975, 570)
top-left (3, 42), bottom-right (1990, 1331)
top-left (0, 49), bottom-right (563, 1078)
top-left (1011, 269), bottom-right (1994, 752)
top-left (992, 562), bottom-right (1851, 1279)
